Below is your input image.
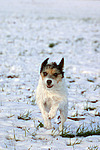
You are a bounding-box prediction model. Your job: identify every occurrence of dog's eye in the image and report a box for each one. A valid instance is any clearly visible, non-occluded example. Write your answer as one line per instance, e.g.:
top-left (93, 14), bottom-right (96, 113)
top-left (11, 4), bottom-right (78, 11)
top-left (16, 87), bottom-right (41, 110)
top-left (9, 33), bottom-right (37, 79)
top-left (53, 73), bottom-right (58, 77)
top-left (43, 72), bottom-right (48, 76)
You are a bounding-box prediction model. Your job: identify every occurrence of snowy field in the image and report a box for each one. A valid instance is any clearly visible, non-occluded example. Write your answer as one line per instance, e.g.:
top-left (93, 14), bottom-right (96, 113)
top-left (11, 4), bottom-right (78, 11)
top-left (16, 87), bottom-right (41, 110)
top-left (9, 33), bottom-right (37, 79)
top-left (0, 0), bottom-right (100, 149)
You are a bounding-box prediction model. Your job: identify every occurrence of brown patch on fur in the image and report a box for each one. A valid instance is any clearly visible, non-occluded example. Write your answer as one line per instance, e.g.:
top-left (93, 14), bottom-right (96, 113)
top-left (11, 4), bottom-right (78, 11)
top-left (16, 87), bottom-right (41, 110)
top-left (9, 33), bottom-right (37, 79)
top-left (41, 67), bottom-right (63, 80)
top-left (46, 68), bottom-right (59, 76)
top-left (40, 72), bottom-right (45, 80)
top-left (56, 74), bottom-right (63, 83)
top-left (40, 58), bottom-right (64, 78)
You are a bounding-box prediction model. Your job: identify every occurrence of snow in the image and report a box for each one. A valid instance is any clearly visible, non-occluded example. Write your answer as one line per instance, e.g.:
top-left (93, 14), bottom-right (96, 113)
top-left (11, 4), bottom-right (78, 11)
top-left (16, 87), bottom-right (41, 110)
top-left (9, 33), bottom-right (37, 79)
top-left (0, 0), bottom-right (100, 149)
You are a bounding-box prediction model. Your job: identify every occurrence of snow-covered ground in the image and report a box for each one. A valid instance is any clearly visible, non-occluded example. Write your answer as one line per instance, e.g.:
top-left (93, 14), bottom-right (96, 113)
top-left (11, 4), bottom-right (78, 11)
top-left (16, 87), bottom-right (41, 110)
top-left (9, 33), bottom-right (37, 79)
top-left (0, 0), bottom-right (100, 149)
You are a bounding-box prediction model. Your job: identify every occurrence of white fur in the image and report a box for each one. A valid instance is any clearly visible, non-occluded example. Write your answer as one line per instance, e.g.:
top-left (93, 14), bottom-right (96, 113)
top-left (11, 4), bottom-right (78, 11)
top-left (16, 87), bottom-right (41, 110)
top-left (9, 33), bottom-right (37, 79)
top-left (36, 76), bottom-right (68, 131)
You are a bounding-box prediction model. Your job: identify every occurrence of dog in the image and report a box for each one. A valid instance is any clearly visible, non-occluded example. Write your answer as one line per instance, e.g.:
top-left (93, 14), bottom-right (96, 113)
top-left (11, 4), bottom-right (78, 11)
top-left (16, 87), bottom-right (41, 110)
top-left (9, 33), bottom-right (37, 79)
top-left (36, 58), bottom-right (68, 131)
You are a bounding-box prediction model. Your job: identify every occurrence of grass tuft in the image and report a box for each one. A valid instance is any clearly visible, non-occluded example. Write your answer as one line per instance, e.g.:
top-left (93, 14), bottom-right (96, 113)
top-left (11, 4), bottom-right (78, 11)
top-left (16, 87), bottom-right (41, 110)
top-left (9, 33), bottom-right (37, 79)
top-left (36, 120), bottom-right (44, 129)
top-left (87, 145), bottom-right (98, 150)
top-left (67, 138), bottom-right (83, 146)
top-left (84, 107), bottom-right (96, 111)
top-left (48, 42), bottom-right (60, 48)
top-left (18, 111), bottom-right (31, 120)
top-left (60, 122), bottom-right (100, 138)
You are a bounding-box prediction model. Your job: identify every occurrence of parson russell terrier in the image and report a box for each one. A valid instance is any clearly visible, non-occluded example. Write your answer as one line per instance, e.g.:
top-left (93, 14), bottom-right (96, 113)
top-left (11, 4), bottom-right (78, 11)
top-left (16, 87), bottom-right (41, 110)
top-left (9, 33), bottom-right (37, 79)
top-left (36, 58), bottom-right (68, 131)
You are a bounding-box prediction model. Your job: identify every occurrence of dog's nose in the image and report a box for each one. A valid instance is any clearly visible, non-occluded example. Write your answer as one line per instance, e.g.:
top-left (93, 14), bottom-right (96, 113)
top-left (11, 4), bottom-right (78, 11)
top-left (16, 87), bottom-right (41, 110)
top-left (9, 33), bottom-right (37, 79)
top-left (47, 80), bottom-right (52, 85)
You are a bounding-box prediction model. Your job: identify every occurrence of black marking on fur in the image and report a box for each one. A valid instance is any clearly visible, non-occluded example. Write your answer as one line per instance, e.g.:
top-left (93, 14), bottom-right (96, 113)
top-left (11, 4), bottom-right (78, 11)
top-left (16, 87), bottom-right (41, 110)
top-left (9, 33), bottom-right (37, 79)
top-left (59, 58), bottom-right (64, 70)
top-left (40, 58), bottom-right (64, 78)
top-left (46, 63), bottom-right (64, 78)
top-left (40, 58), bottom-right (49, 73)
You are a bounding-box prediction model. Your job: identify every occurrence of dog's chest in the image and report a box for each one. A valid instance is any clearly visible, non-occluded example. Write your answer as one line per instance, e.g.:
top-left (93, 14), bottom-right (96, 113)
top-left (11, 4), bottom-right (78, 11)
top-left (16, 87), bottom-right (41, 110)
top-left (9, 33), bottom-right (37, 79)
top-left (44, 97), bottom-right (52, 110)
top-left (43, 90), bottom-right (62, 108)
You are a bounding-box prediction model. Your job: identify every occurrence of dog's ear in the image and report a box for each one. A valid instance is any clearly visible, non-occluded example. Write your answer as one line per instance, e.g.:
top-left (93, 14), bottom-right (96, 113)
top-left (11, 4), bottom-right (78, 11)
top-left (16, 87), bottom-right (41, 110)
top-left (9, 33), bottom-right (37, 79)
top-left (59, 58), bottom-right (64, 70)
top-left (40, 58), bottom-right (49, 73)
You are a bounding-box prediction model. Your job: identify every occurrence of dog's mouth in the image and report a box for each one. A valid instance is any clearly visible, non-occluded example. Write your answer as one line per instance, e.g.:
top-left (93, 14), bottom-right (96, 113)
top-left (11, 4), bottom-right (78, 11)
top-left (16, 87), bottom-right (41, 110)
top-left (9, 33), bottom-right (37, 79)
top-left (47, 85), bottom-right (53, 88)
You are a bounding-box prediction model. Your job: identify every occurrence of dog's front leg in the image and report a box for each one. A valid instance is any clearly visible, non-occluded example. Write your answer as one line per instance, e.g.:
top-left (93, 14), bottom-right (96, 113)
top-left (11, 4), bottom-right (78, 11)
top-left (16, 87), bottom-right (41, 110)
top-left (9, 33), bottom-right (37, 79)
top-left (48, 103), bottom-right (59, 119)
top-left (39, 103), bottom-right (52, 129)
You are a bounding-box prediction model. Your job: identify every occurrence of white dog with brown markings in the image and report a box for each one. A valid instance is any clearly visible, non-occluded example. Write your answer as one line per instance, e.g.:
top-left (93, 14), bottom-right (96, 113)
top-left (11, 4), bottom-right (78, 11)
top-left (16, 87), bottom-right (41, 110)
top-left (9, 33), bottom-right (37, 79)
top-left (36, 58), bottom-right (68, 131)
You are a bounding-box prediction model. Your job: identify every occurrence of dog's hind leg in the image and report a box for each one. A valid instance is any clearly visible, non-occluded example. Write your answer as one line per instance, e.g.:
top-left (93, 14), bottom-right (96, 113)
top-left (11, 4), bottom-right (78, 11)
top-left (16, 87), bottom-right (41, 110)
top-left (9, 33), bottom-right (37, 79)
top-left (59, 110), bottom-right (67, 131)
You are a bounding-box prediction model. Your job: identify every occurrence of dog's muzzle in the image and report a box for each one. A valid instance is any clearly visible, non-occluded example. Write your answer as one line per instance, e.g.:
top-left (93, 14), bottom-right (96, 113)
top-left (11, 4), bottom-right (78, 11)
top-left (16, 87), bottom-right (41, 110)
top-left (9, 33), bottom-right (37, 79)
top-left (47, 80), bottom-right (53, 88)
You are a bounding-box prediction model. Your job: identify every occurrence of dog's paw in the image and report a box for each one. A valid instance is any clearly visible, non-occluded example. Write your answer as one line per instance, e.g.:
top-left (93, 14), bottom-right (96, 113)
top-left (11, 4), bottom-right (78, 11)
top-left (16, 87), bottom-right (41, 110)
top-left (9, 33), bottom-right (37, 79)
top-left (48, 111), bottom-right (56, 119)
top-left (44, 120), bottom-right (52, 129)
top-left (44, 125), bottom-right (52, 130)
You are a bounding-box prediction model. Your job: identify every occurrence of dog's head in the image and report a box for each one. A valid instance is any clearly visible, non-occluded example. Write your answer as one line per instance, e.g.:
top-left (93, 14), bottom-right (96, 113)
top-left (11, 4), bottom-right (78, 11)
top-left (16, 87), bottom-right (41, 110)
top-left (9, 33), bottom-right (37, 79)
top-left (40, 58), bottom-right (64, 89)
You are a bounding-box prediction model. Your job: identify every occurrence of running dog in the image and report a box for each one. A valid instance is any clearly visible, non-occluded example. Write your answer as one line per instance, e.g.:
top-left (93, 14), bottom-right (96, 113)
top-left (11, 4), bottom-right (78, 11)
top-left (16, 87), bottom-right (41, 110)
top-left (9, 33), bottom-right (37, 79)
top-left (36, 58), bottom-right (68, 130)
